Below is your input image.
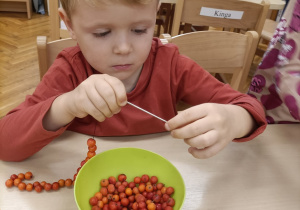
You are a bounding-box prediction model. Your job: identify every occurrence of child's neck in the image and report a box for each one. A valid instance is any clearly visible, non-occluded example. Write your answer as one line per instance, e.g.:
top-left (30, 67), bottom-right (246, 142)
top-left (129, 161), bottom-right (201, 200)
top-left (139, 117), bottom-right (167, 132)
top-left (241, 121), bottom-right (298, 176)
top-left (124, 65), bottom-right (143, 93)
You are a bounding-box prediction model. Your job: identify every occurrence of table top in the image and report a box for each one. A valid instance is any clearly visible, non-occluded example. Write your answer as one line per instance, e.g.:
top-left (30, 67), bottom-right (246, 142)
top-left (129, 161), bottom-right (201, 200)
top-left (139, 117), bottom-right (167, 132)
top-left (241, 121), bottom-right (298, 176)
top-left (161, 0), bottom-right (286, 10)
top-left (0, 124), bottom-right (299, 210)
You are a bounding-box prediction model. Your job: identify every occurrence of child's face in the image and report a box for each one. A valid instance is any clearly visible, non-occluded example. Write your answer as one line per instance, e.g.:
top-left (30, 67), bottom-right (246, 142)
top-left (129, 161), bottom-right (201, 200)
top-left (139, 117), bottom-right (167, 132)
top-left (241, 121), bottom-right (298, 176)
top-left (61, 1), bottom-right (158, 87)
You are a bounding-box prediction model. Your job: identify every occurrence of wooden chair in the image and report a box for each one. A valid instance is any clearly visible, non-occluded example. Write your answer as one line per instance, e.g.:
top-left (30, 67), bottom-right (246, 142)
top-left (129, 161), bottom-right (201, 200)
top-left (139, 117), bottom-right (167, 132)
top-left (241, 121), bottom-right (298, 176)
top-left (49, 0), bottom-right (70, 41)
top-left (156, 3), bottom-right (175, 37)
top-left (255, 19), bottom-right (278, 56)
top-left (256, 1), bottom-right (286, 57)
top-left (171, 0), bottom-right (270, 36)
top-left (160, 30), bottom-right (259, 92)
top-left (36, 36), bottom-right (76, 80)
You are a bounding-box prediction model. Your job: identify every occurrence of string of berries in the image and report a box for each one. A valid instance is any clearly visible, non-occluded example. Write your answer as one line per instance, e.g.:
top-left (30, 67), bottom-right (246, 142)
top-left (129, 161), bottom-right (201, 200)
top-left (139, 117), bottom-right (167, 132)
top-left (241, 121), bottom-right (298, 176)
top-left (5, 138), bottom-right (97, 192)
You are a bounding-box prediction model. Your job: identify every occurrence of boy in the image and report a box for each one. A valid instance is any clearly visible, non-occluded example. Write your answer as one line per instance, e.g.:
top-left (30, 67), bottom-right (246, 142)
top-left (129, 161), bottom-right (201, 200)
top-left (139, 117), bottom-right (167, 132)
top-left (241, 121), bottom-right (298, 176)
top-left (0, 0), bottom-right (266, 161)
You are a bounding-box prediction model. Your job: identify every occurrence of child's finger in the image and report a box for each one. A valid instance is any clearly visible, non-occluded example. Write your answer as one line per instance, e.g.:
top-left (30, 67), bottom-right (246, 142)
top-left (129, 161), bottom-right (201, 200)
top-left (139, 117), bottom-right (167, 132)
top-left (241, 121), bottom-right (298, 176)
top-left (184, 130), bottom-right (218, 149)
top-left (103, 75), bottom-right (127, 107)
top-left (188, 140), bottom-right (224, 159)
top-left (81, 99), bottom-right (107, 122)
top-left (166, 104), bottom-right (207, 131)
top-left (169, 115), bottom-right (212, 139)
top-left (187, 130), bottom-right (232, 159)
top-left (83, 84), bottom-right (112, 118)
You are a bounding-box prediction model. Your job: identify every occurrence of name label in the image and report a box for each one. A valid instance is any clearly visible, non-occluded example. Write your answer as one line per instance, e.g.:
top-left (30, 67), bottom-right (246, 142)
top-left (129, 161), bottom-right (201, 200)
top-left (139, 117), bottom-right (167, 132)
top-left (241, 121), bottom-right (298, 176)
top-left (200, 7), bottom-right (244, 19)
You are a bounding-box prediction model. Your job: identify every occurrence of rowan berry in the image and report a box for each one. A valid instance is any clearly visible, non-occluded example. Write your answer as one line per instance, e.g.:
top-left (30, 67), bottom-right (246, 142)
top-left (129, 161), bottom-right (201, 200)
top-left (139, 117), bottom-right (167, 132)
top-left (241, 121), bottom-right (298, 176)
top-left (167, 197), bottom-right (175, 207)
top-left (10, 174), bottom-right (18, 181)
top-left (18, 182), bottom-right (26, 191)
top-left (100, 187), bottom-right (108, 196)
top-left (102, 196), bottom-right (108, 204)
top-left (150, 176), bottom-right (158, 184)
top-left (5, 179), bottom-right (13, 188)
top-left (44, 183), bottom-right (52, 191)
top-left (98, 200), bottom-right (104, 208)
top-left (125, 187), bottom-right (133, 196)
top-left (117, 184), bottom-right (125, 193)
top-left (108, 201), bottom-right (118, 210)
top-left (13, 178), bottom-right (21, 186)
top-left (141, 174), bottom-right (149, 183)
top-left (89, 196), bottom-right (98, 206)
top-left (52, 182), bottom-right (59, 190)
top-left (100, 178), bottom-right (109, 187)
top-left (94, 192), bottom-right (103, 200)
top-left (88, 145), bottom-right (97, 152)
top-left (146, 184), bottom-right (154, 192)
top-left (118, 174), bottom-right (127, 182)
top-left (34, 185), bottom-right (43, 193)
top-left (107, 184), bottom-right (115, 193)
top-left (17, 173), bottom-right (25, 180)
top-left (65, 178), bottom-right (72, 187)
top-left (91, 206), bottom-right (100, 210)
top-left (166, 187), bottom-right (174, 195)
top-left (147, 202), bottom-right (156, 210)
top-left (121, 198), bottom-right (129, 207)
top-left (132, 202), bottom-right (138, 210)
top-left (87, 138), bottom-right (96, 147)
top-left (33, 181), bottom-right (40, 188)
top-left (24, 171), bottom-right (33, 180)
top-left (58, 179), bottom-right (65, 187)
top-left (26, 183), bottom-right (33, 191)
top-left (87, 151), bottom-right (96, 158)
top-left (134, 176), bottom-right (141, 184)
top-left (112, 194), bottom-right (119, 202)
top-left (156, 183), bottom-right (164, 190)
top-left (138, 183), bottom-right (146, 192)
top-left (108, 176), bottom-right (117, 185)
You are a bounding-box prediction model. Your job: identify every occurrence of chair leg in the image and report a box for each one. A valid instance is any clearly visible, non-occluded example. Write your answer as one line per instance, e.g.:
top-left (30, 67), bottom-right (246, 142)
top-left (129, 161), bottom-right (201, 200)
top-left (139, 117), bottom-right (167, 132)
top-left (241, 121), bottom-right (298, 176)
top-left (26, 0), bottom-right (32, 19)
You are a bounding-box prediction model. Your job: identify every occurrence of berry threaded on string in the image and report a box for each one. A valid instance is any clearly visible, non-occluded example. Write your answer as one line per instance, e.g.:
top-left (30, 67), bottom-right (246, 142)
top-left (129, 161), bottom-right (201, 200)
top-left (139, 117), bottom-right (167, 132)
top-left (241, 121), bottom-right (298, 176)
top-left (5, 138), bottom-right (97, 192)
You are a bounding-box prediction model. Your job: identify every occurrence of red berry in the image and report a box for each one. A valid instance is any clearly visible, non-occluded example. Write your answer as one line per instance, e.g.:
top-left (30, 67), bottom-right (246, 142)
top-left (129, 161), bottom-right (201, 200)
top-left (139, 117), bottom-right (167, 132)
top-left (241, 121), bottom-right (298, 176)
top-left (10, 174), bottom-right (18, 181)
top-left (34, 185), bottom-right (43, 193)
top-left (87, 138), bottom-right (96, 147)
top-left (5, 179), bottom-right (13, 188)
top-left (24, 171), bottom-right (33, 180)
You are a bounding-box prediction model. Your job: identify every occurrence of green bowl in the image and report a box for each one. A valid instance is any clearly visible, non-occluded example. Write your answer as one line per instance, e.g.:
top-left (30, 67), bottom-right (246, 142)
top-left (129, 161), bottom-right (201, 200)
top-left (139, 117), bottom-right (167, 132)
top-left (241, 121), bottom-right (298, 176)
top-left (74, 147), bottom-right (185, 210)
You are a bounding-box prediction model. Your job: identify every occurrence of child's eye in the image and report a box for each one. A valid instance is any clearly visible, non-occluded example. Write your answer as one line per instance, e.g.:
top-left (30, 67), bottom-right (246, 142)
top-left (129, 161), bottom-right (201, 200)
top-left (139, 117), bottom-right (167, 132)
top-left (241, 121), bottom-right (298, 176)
top-left (93, 31), bottom-right (110, 37)
top-left (132, 29), bottom-right (147, 34)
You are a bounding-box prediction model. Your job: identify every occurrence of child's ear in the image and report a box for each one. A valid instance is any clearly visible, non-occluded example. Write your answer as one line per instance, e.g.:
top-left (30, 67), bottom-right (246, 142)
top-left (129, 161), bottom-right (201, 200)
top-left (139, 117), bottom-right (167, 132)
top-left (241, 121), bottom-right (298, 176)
top-left (58, 8), bottom-right (77, 40)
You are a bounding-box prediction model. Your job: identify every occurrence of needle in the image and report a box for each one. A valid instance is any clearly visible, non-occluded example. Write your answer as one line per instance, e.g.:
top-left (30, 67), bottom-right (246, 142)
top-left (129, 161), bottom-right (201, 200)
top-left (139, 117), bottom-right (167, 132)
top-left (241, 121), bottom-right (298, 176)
top-left (127, 102), bottom-right (167, 123)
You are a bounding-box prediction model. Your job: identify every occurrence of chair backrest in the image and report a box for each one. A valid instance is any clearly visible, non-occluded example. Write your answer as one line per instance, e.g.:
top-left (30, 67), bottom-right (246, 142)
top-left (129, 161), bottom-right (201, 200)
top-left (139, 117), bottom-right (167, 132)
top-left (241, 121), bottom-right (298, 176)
top-left (171, 0), bottom-right (270, 36)
top-left (161, 30), bottom-right (259, 91)
top-left (37, 36), bottom-right (77, 80)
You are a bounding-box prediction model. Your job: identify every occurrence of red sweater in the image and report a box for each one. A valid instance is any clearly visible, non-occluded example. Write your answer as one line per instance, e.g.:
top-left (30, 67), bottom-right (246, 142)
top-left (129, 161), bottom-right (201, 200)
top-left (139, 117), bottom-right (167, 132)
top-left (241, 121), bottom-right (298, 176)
top-left (0, 38), bottom-right (267, 161)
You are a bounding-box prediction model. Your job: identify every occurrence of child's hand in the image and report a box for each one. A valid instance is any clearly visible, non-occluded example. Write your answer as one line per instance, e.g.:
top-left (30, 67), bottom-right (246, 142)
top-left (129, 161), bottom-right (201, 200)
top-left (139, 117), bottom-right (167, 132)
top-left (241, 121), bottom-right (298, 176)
top-left (67, 74), bottom-right (127, 121)
top-left (165, 103), bottom-right (255, 159)
top-left (43, 74), bottom-right (127, 131)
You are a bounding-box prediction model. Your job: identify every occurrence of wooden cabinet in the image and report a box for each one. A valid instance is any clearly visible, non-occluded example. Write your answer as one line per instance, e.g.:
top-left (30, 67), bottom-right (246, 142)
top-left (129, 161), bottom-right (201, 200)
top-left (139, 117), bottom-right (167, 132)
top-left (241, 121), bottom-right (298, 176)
top-left (0, 0), bottom-right (32, 19)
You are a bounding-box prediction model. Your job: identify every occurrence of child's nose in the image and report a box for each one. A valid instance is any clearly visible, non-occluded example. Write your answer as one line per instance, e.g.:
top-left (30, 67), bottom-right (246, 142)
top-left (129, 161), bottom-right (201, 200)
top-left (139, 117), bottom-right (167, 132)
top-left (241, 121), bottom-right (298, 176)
top-left (113, 36), bottom-right (133, 55)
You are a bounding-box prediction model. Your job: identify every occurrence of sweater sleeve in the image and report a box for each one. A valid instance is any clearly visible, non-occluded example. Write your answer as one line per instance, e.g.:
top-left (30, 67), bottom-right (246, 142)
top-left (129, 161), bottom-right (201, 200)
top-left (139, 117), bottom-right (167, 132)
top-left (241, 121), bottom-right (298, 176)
top-left (171, 53), bottom-right (267, 142)
top-left (0, 48), bottom-right (90, 161)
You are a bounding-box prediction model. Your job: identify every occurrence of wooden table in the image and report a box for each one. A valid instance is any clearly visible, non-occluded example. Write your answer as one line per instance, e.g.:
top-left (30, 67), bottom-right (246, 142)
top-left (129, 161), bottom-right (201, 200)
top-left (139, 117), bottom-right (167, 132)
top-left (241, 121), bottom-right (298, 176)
top-left (0, 124), bottom-right (299, 210)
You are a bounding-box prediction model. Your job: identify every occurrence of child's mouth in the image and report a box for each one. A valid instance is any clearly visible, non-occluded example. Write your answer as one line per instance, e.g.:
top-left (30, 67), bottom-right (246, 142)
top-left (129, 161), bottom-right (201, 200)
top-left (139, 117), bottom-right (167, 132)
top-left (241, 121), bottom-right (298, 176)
top-left (112, 64), bottom-right (132, 70)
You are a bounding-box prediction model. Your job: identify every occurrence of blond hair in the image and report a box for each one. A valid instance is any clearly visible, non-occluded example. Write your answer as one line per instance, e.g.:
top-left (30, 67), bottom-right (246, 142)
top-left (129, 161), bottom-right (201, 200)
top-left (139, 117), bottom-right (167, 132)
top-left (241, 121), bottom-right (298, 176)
top-left (60, 0), bottom-right (157, 19)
